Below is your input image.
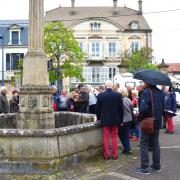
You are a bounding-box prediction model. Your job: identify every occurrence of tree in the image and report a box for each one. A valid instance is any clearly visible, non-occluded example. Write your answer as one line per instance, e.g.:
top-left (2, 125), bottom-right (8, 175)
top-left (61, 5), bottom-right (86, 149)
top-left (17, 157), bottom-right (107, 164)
top-left (44, 22), bottom-right (84, 90)
top-left (14, 58), bottom-right (23, 86)
top-left (123, 47), bottom-right (157, 73)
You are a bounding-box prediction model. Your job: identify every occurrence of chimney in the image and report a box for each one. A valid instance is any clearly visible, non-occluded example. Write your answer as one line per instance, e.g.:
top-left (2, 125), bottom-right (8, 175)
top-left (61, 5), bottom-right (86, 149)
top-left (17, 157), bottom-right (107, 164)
top-left (71, 0), bottom-right (76, 15)
top-left (138, 0), bottom-right (143, 15)
top-left (113, 0), bottom-right (118, 15)
top-left (71, 0), bottom-right (75, 8)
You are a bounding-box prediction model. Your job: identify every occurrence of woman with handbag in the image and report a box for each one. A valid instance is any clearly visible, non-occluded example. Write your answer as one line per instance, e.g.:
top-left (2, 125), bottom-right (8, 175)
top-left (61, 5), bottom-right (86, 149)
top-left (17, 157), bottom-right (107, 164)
top-left (133, 81), bottom-right (164, 174)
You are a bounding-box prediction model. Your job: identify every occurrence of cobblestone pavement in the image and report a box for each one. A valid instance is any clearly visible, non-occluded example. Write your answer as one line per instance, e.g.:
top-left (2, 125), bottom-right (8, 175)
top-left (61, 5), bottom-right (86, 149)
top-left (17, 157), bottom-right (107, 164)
top-left (2, 110), bottom-right (179, 180)
top-left (57, 109), bottom-right (180, 180)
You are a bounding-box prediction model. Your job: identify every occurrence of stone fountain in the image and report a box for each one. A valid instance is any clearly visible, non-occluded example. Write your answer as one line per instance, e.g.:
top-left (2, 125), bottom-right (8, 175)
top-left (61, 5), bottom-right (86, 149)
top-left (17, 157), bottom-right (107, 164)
top-left (0, 0), bottom-right (102, 178)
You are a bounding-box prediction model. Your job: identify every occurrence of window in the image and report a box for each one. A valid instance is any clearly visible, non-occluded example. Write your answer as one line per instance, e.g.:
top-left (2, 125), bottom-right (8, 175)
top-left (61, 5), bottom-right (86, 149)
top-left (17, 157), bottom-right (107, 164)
top-left (79, 42), bottom-right (83, 51)
top-left (92, 42), bottom-right (100, 57)
top-left (12, 31), bottom-right (19, 45)
top-left (130, 21), bottom-right (138, 30)
top-left (131, 42), bottom-right (140, 52)
top-left (71, 67), bottom-right (117, 84)
top-left (6, 53), bottom-right (24, 71)
top-left (109, 67), bottom-right (117, 80)
top-left (109, 42), bottom-right (116, 57)
top-left (90, 22), bottom-right (101, 31)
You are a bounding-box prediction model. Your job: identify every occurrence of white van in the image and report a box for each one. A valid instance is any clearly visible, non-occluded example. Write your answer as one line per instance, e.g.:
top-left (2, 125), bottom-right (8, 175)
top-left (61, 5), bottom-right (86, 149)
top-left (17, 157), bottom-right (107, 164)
top-left (113, 73), bottom-right (142, 88)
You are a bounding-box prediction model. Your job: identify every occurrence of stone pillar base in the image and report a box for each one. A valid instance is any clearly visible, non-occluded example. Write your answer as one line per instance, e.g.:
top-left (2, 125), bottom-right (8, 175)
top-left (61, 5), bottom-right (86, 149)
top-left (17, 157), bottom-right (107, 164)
top-left (17, 86), bottom-right (55, 129)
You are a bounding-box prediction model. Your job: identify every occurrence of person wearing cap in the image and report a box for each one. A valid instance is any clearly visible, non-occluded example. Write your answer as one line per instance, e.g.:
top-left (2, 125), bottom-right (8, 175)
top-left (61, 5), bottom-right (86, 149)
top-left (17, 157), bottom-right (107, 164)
top-left (9, 90), bottom-right (19, 113)
top-left (0, 86), bottom-right (9, 114)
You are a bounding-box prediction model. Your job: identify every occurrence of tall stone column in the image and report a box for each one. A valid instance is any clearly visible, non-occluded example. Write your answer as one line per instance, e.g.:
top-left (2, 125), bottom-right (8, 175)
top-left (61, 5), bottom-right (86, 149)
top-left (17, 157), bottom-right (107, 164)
top-left (17, 0), bottom-right (55, 129)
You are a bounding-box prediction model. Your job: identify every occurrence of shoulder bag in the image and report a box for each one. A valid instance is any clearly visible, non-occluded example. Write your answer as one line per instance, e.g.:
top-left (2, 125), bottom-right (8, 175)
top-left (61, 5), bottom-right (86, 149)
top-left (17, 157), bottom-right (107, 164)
top-left (140, 89), bottom-right (155, 134)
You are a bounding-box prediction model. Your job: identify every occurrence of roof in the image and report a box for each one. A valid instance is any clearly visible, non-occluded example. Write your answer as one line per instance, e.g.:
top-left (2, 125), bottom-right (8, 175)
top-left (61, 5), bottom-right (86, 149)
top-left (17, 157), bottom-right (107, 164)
top-left (0, 20), bottom-right (28, 46)
top-left (167, 63), bottom-right (180, 72)
top-left (0, 20), bottom-right (28, 27)
top-left (45, 6), bottom-right (151, 31)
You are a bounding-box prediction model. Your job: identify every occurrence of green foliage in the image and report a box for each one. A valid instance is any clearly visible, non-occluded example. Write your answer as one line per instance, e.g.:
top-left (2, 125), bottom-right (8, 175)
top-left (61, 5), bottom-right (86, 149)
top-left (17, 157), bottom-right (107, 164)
top-left (14, 58), bottom-right (23, 85)
top-left (144, 63), bottom-right (158, 70)
top-left (124, 47), bottom-right (157, 73)
top-left (44, 21), bottom-right (84, 84)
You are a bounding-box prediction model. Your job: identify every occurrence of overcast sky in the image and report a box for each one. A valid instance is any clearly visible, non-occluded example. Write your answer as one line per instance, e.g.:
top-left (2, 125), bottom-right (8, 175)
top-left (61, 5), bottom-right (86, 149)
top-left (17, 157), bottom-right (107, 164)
top-left (0, 0), bottom-right (180, 63)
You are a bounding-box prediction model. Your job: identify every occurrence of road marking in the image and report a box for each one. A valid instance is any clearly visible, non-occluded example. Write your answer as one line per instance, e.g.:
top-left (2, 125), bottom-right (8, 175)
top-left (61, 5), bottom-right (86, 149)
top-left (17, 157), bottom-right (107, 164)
top-left (108, 172), bottom-right (140, 180)
top-left (161, 145), bottom-right (180, 149)
top-left (134, 145), bottom-right (180, 150)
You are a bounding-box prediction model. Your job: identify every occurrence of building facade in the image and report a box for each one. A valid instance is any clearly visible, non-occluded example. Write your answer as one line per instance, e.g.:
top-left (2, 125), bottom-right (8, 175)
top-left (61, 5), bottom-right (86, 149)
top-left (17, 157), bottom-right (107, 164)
top-left (0, 20), bottom-right (28, 85)
top-left (45, 0), bottom-right (152, 87)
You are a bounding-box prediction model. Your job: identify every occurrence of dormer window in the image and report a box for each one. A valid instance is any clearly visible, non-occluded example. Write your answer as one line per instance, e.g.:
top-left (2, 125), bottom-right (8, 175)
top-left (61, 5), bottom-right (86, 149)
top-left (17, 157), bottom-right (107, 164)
top-left (12, 31), bottom-right (19, 44)
top-left (90, 22), bottom-right (101, 31)
top-left (8, 24), bottom-right (22, 45)
top-left (130, 21), bottom-right (138, 30)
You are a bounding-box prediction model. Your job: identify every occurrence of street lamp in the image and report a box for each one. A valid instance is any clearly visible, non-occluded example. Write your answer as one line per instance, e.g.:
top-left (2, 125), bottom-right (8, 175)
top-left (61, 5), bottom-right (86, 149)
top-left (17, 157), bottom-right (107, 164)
top-left (0, 34), bottom-right (4, 86)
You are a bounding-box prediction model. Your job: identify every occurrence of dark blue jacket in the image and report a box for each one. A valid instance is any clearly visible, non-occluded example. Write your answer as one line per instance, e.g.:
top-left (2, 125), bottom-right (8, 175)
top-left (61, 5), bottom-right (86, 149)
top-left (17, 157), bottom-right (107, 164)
top-left (139, 87), bottom-right (164, 129)
top-left (164, 92), bottom-right (176, 112)
top-left (96, 88), bottom-right (124, 126)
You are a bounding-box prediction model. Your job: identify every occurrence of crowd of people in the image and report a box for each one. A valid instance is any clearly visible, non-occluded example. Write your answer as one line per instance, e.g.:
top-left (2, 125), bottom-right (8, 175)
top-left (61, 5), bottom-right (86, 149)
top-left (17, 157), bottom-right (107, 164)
top-left (0, 86), bottom-right (19, 114)
top-left (0, 79), bottom-right (177, 175)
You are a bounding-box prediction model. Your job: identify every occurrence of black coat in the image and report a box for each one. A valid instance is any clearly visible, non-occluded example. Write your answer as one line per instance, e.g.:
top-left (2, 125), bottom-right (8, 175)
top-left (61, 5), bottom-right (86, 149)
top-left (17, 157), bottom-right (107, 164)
top-left (10, 96), bottom-right (19, 113)
top-left (76, 92), bottom-right (89, 113)
top-left (96, 88), bottom-right (124, 126)
top-left (139, 86), bottom-right (164, 129)
top-left (0, 93), bottom-right (9, 113)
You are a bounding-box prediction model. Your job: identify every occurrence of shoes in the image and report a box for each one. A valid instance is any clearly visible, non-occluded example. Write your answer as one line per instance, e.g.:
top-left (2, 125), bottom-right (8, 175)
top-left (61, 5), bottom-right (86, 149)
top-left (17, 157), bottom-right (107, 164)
top-left (104, 157), bottom-right (110, 161)
top-left (132, 167), bottom-right (150, 175)
top-left (129, 134), bottom-right (133, 139)
top-left (165, 130), bottom-right (174, 134)
top-left (167, 131), bottom-right (174, 134)
top-left (149, 165), bottom-right (162, 172)
top-left (131, 137), bottom-right (139, 141)
top-left (122, 150), bottom-right (133, 155)
top-left (112, 156), bottom-right (118, 160)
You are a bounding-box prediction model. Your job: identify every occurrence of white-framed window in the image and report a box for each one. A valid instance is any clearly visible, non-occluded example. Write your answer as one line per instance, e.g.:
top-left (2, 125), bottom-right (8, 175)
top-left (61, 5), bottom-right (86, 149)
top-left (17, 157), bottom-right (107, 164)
top-left (130, 21), bottom-right (138, 30)
top-left (92, 42), bottom-right (100, 57)
top-left (9, 29), bottom-right (21, 45)
top-left (130, 42), bottom-right (140, 52)
top-left (71, 67), bottom-right (118, 84)
top-left (79, 42), bottom-right (83, 51)
top-left (109, 42), bottom-right (116, 57)
top-left (90, 22), bottom-right (101, 31)
top-left (6, 53), bottom-right (24, 71)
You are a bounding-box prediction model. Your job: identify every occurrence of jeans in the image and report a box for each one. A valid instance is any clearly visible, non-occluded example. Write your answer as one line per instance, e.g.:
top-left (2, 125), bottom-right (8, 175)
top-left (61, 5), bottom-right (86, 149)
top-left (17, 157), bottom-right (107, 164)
top-left (130, 122), bottom-right (140, 138)
top-left (140, 129), bottom-right (161, 170)
top-left (118, 122), bottom-right (131, 152)
top-left (103, 126), bottom-right (118, 158)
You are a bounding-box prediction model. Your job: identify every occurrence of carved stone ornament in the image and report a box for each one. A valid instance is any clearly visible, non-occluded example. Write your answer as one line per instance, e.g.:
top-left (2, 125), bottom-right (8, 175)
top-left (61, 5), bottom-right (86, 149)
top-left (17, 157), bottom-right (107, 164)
top-left (28, 96), bottom-right (37, 109)
top-left (20, 97), bottom-right (26, 107)
top-left (42, 95), bottom-right (49, 107)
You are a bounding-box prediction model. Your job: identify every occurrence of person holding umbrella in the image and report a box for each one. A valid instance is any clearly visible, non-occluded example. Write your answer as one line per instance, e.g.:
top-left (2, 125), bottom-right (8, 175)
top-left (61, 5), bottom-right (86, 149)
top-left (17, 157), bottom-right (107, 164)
top-left (132, 69), bottom-right (169, 174)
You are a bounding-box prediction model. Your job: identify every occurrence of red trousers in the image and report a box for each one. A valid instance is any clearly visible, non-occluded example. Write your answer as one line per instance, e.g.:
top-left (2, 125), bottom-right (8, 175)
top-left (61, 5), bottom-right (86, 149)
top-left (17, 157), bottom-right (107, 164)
top-left (165, 116), bottom-right (174, 132)
top-left (103, 126), bottom-right (118, 158)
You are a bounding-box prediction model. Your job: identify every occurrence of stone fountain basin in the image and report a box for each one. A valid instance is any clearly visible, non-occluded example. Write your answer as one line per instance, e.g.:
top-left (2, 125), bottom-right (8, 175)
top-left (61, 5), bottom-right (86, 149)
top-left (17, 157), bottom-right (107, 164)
top-left (0, 112), bottom-right (103, 174)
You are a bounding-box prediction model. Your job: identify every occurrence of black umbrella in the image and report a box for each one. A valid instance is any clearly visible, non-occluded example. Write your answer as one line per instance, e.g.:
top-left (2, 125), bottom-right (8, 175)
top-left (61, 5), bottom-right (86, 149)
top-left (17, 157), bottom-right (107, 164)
top-left (133, 69), bottom-right (171, 86)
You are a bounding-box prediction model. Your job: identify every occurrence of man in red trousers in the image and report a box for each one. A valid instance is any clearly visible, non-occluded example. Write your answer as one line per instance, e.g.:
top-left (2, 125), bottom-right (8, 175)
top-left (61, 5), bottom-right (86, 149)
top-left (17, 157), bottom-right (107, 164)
top-left (96, 80), bottom-right (124, 160)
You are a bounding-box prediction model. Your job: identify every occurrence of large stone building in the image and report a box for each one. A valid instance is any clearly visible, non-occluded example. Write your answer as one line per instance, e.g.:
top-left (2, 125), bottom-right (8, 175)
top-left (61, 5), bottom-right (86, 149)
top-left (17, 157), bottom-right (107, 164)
top-left (0, 20), bottom-right (28, 85)
top-left (45, 0), bottom-right (152, 87)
